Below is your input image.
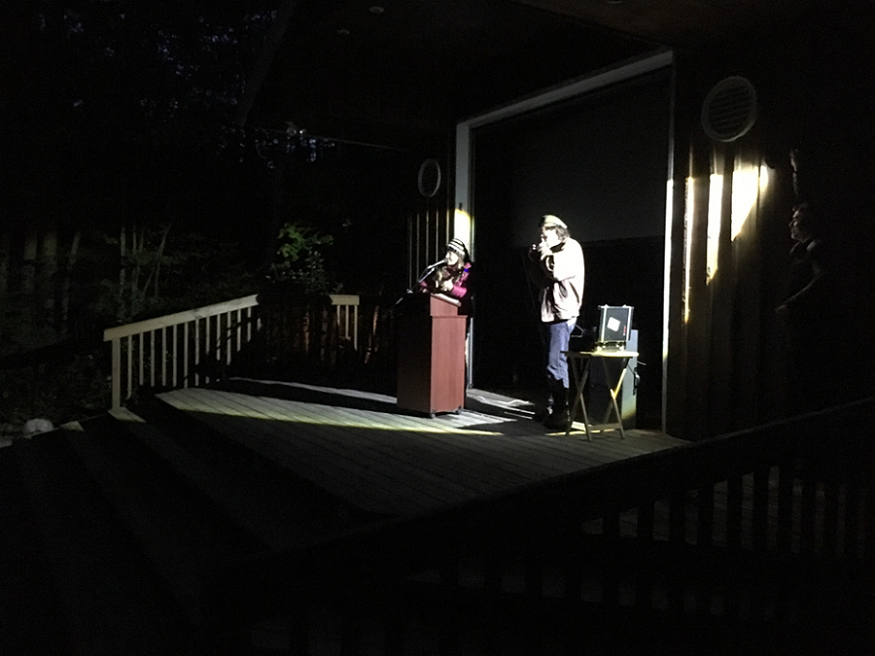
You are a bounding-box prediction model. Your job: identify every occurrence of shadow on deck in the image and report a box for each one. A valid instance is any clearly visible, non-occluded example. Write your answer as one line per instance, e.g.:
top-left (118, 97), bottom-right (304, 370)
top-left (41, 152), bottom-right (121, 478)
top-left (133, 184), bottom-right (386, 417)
top-left (2, 382), bottom-right (873, 655)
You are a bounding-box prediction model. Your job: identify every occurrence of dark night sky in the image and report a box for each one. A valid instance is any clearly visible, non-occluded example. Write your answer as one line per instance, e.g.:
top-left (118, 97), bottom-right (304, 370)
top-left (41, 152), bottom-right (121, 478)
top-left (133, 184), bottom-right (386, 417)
top-left (2, 2), bottom-right (276, 234)
top-left (0, 2), bottom-right (415, 300)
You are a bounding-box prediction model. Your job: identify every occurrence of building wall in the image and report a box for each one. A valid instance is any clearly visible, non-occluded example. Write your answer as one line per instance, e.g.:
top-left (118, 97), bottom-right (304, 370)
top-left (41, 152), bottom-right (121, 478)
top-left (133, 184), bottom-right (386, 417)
top-left (664, 8), bottom-right (875, 438)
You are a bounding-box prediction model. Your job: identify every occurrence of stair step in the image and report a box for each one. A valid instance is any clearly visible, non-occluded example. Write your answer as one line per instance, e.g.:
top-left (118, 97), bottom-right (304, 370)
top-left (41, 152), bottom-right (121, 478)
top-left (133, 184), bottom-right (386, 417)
top-left (8, 433), bottom-right (197, 655)
top-left (66, 417), bottom-right (265, 627)
top-left (0, 444), bottom-right (71, 655)
top-left (129, 396), bottom-right (387, 535)
top-left (110, 405), bottom-right (341, 552)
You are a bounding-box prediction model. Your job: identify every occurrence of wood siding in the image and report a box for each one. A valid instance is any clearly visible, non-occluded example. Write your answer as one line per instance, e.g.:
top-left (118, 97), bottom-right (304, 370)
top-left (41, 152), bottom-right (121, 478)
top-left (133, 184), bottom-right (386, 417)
top-left (664, 35), bottom-right (874, 438)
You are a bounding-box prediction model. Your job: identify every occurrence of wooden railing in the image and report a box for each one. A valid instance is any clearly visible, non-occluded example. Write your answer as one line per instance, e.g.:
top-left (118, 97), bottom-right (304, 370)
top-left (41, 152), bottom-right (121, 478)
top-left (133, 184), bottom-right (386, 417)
top-left (104, 294), bottom-right (361, 410)
top-left (207, 397), bottom-right (875, 655)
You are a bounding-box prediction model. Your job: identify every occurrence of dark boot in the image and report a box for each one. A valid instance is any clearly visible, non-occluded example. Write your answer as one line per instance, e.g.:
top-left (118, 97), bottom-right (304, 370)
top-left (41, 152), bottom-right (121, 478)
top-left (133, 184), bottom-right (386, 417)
top-left (532, 379), bottom-right (555, 423)
top-left (543, 380), bottom-right (569, 430)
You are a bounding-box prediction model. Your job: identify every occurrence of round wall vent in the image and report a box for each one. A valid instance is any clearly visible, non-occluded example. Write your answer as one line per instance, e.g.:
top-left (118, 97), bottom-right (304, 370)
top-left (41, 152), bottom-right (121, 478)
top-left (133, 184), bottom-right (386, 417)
top-left (417, 159), bottom-right (442, 198)
top-left (701, 76), bottom-right (757, 142)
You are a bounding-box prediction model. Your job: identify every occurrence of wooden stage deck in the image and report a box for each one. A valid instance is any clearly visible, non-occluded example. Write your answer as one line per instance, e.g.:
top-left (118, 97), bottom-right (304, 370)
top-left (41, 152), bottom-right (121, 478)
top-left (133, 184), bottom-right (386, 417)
top-left (137, 378), bottom-right (687, 520)
top-left (7, 382), bottom-right (870, 654)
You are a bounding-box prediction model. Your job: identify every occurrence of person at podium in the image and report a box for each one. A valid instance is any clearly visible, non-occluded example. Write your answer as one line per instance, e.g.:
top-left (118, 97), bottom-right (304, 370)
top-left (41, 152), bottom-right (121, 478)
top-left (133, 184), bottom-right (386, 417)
top-left (419, 237), bottom-right (473, 315)
top-left (527, 215), bottom-right (585, 430)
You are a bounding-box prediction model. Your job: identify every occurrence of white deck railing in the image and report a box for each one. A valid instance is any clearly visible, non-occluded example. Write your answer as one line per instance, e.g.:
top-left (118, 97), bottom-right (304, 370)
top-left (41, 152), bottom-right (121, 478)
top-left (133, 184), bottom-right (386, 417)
top-left (104, 294), bottom-right (359, 409)
top-left (328, 294), bottom-right (360, 353)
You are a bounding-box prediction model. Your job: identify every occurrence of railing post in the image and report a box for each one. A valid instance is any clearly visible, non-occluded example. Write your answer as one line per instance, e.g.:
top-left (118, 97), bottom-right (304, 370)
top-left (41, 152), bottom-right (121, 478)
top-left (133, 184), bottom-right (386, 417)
top-left (111, 337), bottom-right (121, 410)
top-left (329, 294), bottom-right (360, 352)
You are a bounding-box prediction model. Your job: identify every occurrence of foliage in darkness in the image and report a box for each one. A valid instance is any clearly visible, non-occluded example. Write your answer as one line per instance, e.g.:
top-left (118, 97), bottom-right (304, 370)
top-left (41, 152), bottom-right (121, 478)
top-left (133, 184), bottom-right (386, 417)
top-left (0, 2), bottom-right (413, 428)
top-left (1, 2), bottom-right (280, 427)
top-left (269, 222), bottom-right (339, 296)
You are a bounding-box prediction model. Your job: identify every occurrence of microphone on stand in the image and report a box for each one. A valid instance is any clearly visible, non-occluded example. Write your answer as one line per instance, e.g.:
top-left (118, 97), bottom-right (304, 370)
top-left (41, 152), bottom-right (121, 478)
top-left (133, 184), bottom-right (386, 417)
top-left (408, 257), bottom-right (448, 293)
top-left (394, 258), bottom-right (450, 308)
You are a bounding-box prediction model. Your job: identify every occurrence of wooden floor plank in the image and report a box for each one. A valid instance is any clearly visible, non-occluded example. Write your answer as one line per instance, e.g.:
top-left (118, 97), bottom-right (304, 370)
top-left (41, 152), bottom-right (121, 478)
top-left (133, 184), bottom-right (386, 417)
top-left (169, 388), bottom-right (449, 514)
top-left (109, 408), bottom-right (339, 551)
top-left (254, 398), bottom-right (541, 492)
top-left (158, 384), bottom-right (689, 518)
top-left (322, 392), bottom-right (659, 471)
top-left (223, 390), bottom-right (625, 487)
top-left (186, 388), bottom-right (494, 512)
top-left (250, 394), bottom-right (582, 480)
top-left (163, 389), bottom-right (431, 515)
top-left (210, 388), bottom-right (568, 482)
top-left (205, 390), bottom-right (486, 505)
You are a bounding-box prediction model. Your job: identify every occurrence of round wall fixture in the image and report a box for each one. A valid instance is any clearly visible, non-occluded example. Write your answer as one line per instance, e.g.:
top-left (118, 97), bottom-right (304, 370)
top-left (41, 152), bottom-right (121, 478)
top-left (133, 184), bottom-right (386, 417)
top-left (701, 76), bottom-right (758, 142)
top-left (417, 158), bottom-right (442, 198)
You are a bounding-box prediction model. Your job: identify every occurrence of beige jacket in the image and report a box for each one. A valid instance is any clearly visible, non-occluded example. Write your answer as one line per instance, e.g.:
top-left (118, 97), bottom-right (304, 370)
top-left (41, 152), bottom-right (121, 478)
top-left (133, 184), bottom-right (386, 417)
top-left (530, 237), bottom-right (585, 323)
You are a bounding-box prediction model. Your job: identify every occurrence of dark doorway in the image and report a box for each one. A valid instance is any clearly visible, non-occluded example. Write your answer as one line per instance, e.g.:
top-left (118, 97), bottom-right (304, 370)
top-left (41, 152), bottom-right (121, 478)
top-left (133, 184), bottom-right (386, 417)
top-left (469, 67), bottom-right (672, 428)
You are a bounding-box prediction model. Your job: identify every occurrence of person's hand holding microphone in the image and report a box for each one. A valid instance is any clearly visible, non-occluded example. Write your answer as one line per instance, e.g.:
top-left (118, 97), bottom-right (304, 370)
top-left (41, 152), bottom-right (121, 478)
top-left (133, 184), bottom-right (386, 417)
top-left (534, 237), bottom-right (553, 260)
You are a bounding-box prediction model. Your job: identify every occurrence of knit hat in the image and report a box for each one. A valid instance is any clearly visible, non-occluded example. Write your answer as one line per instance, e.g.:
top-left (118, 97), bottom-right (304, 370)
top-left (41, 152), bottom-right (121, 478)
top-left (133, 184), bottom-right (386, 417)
top-left (446, 237), bottom-right (468, 259)
top-left (540, 215), bottom-right (567, 229)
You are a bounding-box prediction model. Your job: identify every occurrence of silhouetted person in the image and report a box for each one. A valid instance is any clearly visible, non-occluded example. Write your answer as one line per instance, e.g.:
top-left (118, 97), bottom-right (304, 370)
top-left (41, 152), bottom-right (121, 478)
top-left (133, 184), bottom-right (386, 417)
top-left (775, 202), bottom-right (836, 411)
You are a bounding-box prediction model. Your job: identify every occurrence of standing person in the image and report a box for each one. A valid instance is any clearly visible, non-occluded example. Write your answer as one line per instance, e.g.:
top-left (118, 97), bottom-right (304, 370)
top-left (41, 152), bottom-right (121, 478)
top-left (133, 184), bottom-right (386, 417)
top-left (527, 215), bottom-right (585, 430)
top-left (420, 237), bottom-right (473, 315)
top-left (775, 202), bottom-right (834, 411)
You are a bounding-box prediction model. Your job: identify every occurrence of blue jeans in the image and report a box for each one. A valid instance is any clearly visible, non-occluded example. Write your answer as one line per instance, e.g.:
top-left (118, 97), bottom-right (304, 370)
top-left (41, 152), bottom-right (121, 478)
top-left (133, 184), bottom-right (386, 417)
top-left (543, 318), bottom-right (576, 388)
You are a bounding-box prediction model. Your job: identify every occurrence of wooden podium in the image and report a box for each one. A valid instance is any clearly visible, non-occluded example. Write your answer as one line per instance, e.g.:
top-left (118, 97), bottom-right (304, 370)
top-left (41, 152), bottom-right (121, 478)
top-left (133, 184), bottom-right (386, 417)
top-left (396, 293), bottom-right (467, 416)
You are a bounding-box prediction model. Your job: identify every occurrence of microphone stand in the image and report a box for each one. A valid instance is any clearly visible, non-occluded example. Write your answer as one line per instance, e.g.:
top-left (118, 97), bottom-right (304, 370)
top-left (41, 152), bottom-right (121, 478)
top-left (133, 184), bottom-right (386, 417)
top-left (392, 261), bottom-right (445, 308)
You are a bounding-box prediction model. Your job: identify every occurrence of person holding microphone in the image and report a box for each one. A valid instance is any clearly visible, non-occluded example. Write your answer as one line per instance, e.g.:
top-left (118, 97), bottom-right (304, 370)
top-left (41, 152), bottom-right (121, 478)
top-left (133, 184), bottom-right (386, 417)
top-left (527, 215), bottom-right (585, 430)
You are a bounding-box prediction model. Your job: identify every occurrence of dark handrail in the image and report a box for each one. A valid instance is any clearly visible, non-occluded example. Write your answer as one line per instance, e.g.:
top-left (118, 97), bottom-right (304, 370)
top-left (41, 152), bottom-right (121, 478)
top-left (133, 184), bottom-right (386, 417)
top-left (204, 397), bottom-right (875, 654)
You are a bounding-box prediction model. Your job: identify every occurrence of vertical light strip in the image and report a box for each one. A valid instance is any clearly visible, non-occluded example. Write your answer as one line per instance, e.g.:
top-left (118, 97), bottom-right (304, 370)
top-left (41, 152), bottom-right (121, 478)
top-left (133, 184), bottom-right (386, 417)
top-left (222, 310), bottom-right (234, 364)
top-left (683, 176), bottom-right (694, 323)
top-left (204, 317), bottom-right (210, 384)
top-left (661, 179), bottom-right (674, 351)
top-left (138, 332), bottom-right (144, 385)
top-left (454, 208), bottom-right (472, 250)
top-left (194, 319), bottom-right (200, 387)
top-left (706, 174), bottom-right (724, 281)
top-left (661, 177), bottom-right (673, 412)
top-left (126, 334), bottom-right (133, 400)
top-left (172, 323), bottom-right (178, 387)
top-left (729, 162), bottom-right (770, 241)
top-left (161, 326), bottom-right (167, 387)
top-left (183, 322), bottom-right (189, 389)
